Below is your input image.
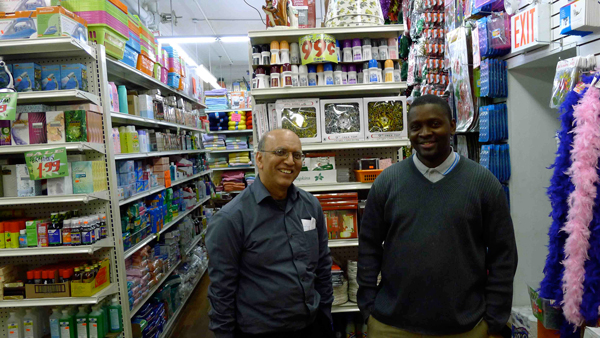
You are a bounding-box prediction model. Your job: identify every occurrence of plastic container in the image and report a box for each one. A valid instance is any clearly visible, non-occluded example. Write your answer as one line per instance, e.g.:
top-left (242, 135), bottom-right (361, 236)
top-left (88, 25), bottom-right (128, 60)
top-left (299, 65), bottom-right (308, 87)
top-left (334, 64), bottom-right (343, 85)
top-left (280, 40), bottom-right (290, 64)
top-left (23, 309), bottom-right (37, 338)
top-left (362, 38), bottom-right (372, 60)
top-left (76, 307), bottom-right (88, 338)
top-left (109, 297), bottom-right (123, 333)
top-left (49, 308), bottom-right (61, 338)
top-left (59, 310), bottom-right (75, 338)
top-left (7, 312), bottom-right (23, 338)
top-left (352, 38), bottom-right (362, 61)
top-left (354, 169), bottom-right (383, 183)
top-left (307, 65), bottom-right (317, 86)
top-left (121, 45), bottom-right (138, 68)
top-left (270, 40), bottom-right (280, 65)
top-left (342, 40), bottom-right (352, 62)
top-left (75, 11), bottom-right (128, 37)
top-left (136, 54), bottom-right (153, 76)
top-left (324, 63), bottom-right (334, 85)
top-left (317, 64), bottom-right (325, 86)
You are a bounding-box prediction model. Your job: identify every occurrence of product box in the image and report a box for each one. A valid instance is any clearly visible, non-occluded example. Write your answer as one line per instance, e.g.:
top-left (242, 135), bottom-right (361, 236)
top-left (46, 111), bottom-right (65, 143)
top-left (28, 112), bottom-right (46, 144)
top-left (57, 104), bottom-right (101, 143)
top-left (25, 219), bottom-right (38, 247)
top-left (363, 96), bottom-right (408, 141)
top-left (560, 0), bottom-right (600, 36)
top-left (25, 281), bottom-right (70, 298)
top-left (71, 259), bottom-right (110, 297)
top-left (320, 98), bottom-right (365, 142)
top-left (128, 94), bottom-right (139, 116)
top-left (0, 0), bottom-right (50, 12)
top-left (92, 160), bottom-right (106, 192)
top-left (36, 6), bottom-right (87, 43)
top-left (117, 160), bottom-right (134, 174)
top-left (1, 165), bottom-right (16, 197)
top-left (0, 11), bottom-right (37, 40)
top-left (47, 162), bottom-right (73, 195)
top-left (0, 120), bottom-right (10, 145)
top-left (71, 161), bottom-right (93, 194)
top-left (11, 113), bottom-right (29, 145)
top-left (305, 152), bottom-right (336, 171)
top-left (41, 64), bottom-right (60, 91)
top-left (138, 94), bottom-right (154, 118)
top-left (64, 109), bottom-right (89, 142)
top-left (16, 104), bottom-right (52, 113)
top-left (292, 0), bottom-right (316, 28)
top-left (268, 103), bottom-right (278, 131)
top-left (13, 62), bottom-right (41, 92)
top-left (0, 63), bottom-right (12, 89)
top-left (276, 98), bottom-right (321, 143)
top-left (16, 164), bottom-right (41, 197)
top-left (60, 64), bottom-right (87, 91)
top-left (294, 169), bottom-right (337, 185)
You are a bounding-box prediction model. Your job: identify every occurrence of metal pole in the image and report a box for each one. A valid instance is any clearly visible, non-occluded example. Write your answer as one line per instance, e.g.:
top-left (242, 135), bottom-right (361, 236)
top-left (170, 0), bottom-right (174, 34)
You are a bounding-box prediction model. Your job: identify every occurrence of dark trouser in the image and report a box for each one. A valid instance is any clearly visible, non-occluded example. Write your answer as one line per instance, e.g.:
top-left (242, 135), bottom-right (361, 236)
top-left (234, 312), bottom-right (335, 338)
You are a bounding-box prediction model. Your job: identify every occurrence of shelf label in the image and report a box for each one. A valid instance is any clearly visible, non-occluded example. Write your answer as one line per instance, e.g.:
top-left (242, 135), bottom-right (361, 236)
top-left (300, 33), bottom-right (338, 65)
top-left (0, 92), bottom-right (17, 120)
top-left (25, 147), bottom-right (69, 180)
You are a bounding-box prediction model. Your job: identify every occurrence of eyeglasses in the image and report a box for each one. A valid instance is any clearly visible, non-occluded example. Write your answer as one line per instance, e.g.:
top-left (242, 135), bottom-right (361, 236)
top-left (259, 149), bottom-right (305, 161)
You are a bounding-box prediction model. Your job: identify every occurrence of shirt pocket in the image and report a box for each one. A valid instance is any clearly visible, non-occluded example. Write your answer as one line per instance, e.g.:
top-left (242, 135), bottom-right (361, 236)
top-left (303, 228), bottom-right (319, 269)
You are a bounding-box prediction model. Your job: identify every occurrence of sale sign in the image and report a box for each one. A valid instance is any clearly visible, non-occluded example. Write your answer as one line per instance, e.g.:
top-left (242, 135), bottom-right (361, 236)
top-left (511, 4), bottom-right (550, 53)
top-left (300, 33), bottom-right (338, 65)
top-left (25, 147), bottom-right (69, 180)
top-left (0, 92), bottom-right (17, 120)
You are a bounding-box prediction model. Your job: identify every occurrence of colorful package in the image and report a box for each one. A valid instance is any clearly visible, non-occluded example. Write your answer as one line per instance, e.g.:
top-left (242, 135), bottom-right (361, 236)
top-left (60, 64), bottom-right (87, 91)
top-left (28, 112), bottom-right (47, 144)
top-left (65, 110), bottom-right (87, 142)
top-left (46, 111), bottom-right (65, 143)
top-left (13, 62), bottom-right (42, 92)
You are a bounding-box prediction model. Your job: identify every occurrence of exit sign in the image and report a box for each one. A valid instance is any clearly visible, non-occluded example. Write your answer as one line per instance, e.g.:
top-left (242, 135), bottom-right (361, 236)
top-left (511, 4), bottom-right (551, 53)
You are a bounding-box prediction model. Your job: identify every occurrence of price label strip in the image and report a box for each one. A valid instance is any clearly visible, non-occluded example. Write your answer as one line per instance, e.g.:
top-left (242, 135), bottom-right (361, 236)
top-left (25, 147), bottom-right (69, 180)
top-left (300, 33), bottom-right (339, 65)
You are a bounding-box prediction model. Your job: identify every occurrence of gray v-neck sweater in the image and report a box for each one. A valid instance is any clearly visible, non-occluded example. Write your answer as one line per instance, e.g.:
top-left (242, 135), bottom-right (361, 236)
top-left (357, 155), bottom-right (518, 335)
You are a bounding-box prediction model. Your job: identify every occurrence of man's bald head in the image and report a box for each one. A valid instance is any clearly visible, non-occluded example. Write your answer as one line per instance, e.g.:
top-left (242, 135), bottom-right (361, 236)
top-left (257, 129), bottom-right (301, 151)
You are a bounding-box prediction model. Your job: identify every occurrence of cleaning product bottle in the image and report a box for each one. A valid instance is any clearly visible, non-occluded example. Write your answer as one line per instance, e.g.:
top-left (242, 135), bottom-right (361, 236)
top-left (352, 38), bottom-right (362, 62)
top-left (49, 308), bottom-right (61, 338)
top-left (75, 307), bottom-right (87, 338)
top-left (384, 60), bottom-right (395, 83)
top-left (348, 65), bottom-right (358, 85)
top-left (109, 297), bottom-right (123, 333)
top-left (323, 63), bottom-right (334, 85)
top-left (100, 301), bottom-right (109, 337)
top-left (334, 64), bottom-right (343, 85)
top-left (7, 311), bottom-right (23, 338)
top-left (88, 306), bottom-right (103, 338)
top-left (362, 38), bottom-right (372, 61)
top-left (23, 309), bottom-right (37, 338)
top-left (316, 64), bottom-right (325, 86)
top-left (59, 310), bottom-right (74, 338)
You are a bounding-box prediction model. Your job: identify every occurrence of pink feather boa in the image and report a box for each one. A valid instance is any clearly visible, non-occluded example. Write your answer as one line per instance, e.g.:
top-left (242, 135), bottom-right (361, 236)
top-left (563, 85), bottom-right (600, 325)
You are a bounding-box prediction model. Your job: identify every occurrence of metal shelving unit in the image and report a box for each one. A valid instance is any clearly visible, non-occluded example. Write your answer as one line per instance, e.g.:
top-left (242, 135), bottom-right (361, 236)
top-left (208, 130), bottom-right (253, 134)
top-left (296, 183), bottom-right (373, 193)
top-left (0, 37), bottom-right (95, 60)
top-left (0, 142), bottom-right (105, 155)
top-left (129, 261), bottom-right (181, 318)
top-left (0, 191), bottom-right (110, 206)
top-left (110, 112), bottom-right (205, 133)
top-left (329, 239), bottom-right (359, 248)
top-left (251, 83), bottom-right (408, 100)
top-left (208, 149), bottom-right (254, 154)
top-left (0, 284), bottom-right (118, 308)
top-left (331, 302), bottom-right (359, 313)
top-left (212, 166), bottom-right (255, 171)
top-left (0, 237), bottom-right (114, 257)
top-left (303, 140), bottom-right (410, 151)
top-left (185, 229), bottom-right (207, 256)
top-left (205, 108), bottom-right (252, 113)
top-left (248, 25), bottom-right (405, 45)
top-left (114, 149), bottom-right (207, 160)
top-left (17, 89), bottom-right (101, 105)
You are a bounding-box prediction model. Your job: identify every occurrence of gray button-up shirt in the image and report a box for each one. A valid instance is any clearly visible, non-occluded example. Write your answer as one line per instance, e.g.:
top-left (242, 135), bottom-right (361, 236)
top-left (206, 176), bottom-right (333, 338)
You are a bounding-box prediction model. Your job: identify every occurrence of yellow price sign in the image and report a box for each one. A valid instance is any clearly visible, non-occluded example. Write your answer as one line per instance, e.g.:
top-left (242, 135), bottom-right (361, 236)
top-left (300, 33), bottom-right (339, 65)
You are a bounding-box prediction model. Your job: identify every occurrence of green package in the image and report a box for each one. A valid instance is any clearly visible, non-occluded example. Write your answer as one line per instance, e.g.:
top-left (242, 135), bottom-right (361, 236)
top-left (71, 161), bottom-right (93, 194)
top-left (65, 110), bottom-right (87, 142)
top-left (25, 220), bottom-right (38, 247)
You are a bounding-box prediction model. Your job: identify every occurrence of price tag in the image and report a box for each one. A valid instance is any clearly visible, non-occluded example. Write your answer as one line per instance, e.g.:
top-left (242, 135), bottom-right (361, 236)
top-left (231, 113), bottom-right (242, 122)
top-left (0, 92), bottom-right (17, 120)
top-left (300, 33), bottom-right (338, 65)
top-left (25, 147), bottom-right (69, 181)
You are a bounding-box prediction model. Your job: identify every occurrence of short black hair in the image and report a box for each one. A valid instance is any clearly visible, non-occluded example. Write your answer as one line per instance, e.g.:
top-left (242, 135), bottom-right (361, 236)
top-left (408, 95), bottom-right (453, 122)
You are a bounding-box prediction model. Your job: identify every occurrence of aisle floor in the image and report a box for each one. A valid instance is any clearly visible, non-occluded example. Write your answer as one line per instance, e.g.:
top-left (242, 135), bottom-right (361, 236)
top-left (169, 272), bottom-right (214, 338)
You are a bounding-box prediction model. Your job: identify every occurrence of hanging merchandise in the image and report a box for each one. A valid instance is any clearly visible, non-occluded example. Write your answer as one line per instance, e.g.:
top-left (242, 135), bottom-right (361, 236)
top-left (549, 56), bottom-right (596, 109)
top-left (477, 13), bottom-right (512, 57)
top-left (447, 27), bottom-right (476, 132)
top-left (479, 58), bottom-right (508, 98)
top-left (478, 103), bottom-right (508, 143)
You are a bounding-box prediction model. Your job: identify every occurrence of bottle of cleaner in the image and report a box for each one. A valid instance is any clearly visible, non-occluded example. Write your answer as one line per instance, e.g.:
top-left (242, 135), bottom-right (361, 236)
top-left (323, 63), bottom-right (334, 85)
top-left (362, 62), bottom-right (370, 84)
top-left (342, 40), bottom-right (352, 62)
top-left (59, 310), bottom-right (74, 338)
top-left (291, 65), bottom-right (299, 87)
top-left (109, 297), bottom-right (123, 333)
top-left (23, 309), bottom-right (38, 338)
top-left (100, 301), bottom-right (109, 337)
top-left (334, 64), bottom-right (343, 85)
top-left (270, 40), bottom-right (280, 65)
top-left (316, 64), bottom-right (325, 86)
top-left (7, 311), bottom-right (23, 338)
top-left (362, 38), bottom-right (372, 61)
top-left (75, 307), bottom-right (87, 338)
top-left (88, 306), bottom-right (104, 338)
top-left (348, 65), bottom-right (358, 85)
top-left (341, 65), bottom-right (348, 85)
top-left (384, 60), bottom-right (395, 83)
top-left (49, 308), bottom-right (61, 338)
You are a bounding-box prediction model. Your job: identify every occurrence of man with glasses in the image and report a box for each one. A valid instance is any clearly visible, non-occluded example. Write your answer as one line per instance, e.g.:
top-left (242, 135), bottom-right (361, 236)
top-left (206, 128), bottom-right (334, 338)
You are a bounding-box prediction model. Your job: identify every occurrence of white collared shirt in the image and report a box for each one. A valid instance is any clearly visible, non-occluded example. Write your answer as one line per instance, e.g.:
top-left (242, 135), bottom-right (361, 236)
top-left (413, 150), bottom-right (460, 183)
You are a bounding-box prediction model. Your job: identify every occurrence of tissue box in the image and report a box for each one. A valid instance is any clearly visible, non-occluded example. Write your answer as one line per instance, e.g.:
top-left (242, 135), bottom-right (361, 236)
top-left (117, 160), bottom-right (134, 174)
top-left (363, 96), bottom-right (408, 141)
top-left (138, 95), bottom-right (154, 118)
top-left (28, 112), bottom-right (46, 144)
top-left (1, 165), bottom-right (16, 197)
top-left (0, 0), bottom-right (50, 12)
top-left (36, 6), bottom-right (87, 43)
top-left (60, 64), bottom-right (87, 91)
top-left (320, 98), bottom-right (365, 142)
top-left (13, 62), bottom-right (41, 92)
top-left (71, 161), bottom-right (93, 194)
top-left (16, 164), bottom-right (41, 197)
top-left (0, 11), bottom-right (38, 40)
top-left (46, 111), bottom-right (65, 143)
top-left (276, 98), bottom-right (321, 143)
top-left (41, 65), bottom-right (60, 91)
top-left (47, 162), bottom-right (73, 195)
top-left (11, 113), bottom-right (29, 145)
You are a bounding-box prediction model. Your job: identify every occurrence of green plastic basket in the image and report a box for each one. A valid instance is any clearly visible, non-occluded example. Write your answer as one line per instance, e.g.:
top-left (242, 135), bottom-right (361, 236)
top-left (153, 63), bottom-right (160, 81)
top-left (88, 24), bottom-right (128, 59)
top-left (53, 0), bottom-right (128, 24)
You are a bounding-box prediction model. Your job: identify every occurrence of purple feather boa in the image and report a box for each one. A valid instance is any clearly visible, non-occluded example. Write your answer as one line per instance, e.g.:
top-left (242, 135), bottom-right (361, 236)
top-left (380, 0), bottom-right (391, 20)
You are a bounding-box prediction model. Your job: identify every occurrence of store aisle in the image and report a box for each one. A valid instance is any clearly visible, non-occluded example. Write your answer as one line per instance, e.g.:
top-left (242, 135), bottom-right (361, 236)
top-left (169, 272), bottom-right (214, 338)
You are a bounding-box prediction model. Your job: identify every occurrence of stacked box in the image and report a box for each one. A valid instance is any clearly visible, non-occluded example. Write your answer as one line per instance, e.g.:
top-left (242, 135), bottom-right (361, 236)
top-left (36, 6), bottom-right (88, 43)
top-left (47, 162), bottom-right (73, 196)
top-left (46, 111), bottom-right (65, 143)
top-left (0, 11), bottom-right (38, 41)
top-left (41, 65), bottom-right (60, 91)
top-left (58, 104), bottom-right (102, 143)
top-left (13, 62), bottom-right (42, 92)
top-left (16, 164), bottom-right (41, 197)
top-left (152, 157), bottom-right (169, 186)
top-left (60, 64), bottom-right (87, 91)
top-left (92, 160), bottom-right (107, 192)
top-left (71, 161), bottom-right (94, 194)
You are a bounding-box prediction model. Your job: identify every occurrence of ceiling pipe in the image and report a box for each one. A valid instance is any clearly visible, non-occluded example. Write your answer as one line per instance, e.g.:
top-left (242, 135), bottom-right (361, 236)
top-left (191, 0), bottom-right (234, 65)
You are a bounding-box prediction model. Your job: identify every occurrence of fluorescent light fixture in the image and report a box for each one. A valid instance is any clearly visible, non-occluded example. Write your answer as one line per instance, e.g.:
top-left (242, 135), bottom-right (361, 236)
top-left (197, 64), bottom-right (217, 84)
top-left (169, 43), bottom-right (198, 68)
top-left (209, 80), bottom-right (222, 89)
top-left (156, 36), bottom-right (216, 44)
top-left (219, 36), bottom-right (250, 43)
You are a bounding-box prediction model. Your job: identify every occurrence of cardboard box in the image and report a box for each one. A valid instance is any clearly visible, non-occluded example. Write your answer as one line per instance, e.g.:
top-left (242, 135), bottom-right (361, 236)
top-left (0, 63), bottom-right (12, 89)
top-left (41, 64), bottom-right (60, 91)
top-left (305, 152), bottom-right (336, 171)
top-left (0, 0), bottom-right (50, 12)
top-left (36, 6), bottom-right (87, 43)
top-left (28, 112), bottom-right (46, 144)
top-left (294, 169), bottom-right (337, 185)
top-left (117, 160), bottom-right (134, 174)
top-left (320, 98), bottom-right (365, 142)
top-left (11, 113), bottom-right (29, 145)
top-left (138, 94), bottom-right (154, 118)
top-left (0, 120), bottom-right (10, 145)
top-left (47, 162), bottom-right (73, 195)
top-left (71, 161), bottom-right (93, 194)
top-left (363, 96), bottom-right (408, 141)
top-left (276, 98), bottom-right (321, 144)
top-left (46, 111), bottom-right (65, 143)
top-left (25, 219), bottom-right (38, 247)
top-left (0, 11), bottom-right (37, 41)
top-left (292, 0), bottom-right (316, 28)
top-left (1, 165), bottom-right (17, 197)
top-left (13, 62), bottom-right (41, 92)
top-left (16, 164), bottom-right (41, 197)
top-left (60, 64), bottom-right (87, 91)
top-left (25, 281), bottom-right (70, 298)
top-left (127, 94), bottom-right (139, 116)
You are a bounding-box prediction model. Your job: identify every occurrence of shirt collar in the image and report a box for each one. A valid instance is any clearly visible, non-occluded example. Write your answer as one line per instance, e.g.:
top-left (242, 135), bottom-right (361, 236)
top-left (413, 149), bottom-right (457, 175)
top-left (252, 175), bottom-right (300, 204)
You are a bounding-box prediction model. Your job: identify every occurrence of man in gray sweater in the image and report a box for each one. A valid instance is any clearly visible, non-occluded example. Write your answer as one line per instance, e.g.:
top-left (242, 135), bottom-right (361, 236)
top-left (358, 95), bottom-right (518, 338)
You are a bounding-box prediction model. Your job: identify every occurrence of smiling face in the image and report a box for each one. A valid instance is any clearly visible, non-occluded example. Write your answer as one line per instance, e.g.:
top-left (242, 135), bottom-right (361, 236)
top-left (408, 103), bottom-right (456, 168)
top-left (256, 129), bottom-right (303, 199)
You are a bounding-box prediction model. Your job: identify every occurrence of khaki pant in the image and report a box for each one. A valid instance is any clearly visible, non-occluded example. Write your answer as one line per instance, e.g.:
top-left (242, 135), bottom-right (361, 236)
top-left (368, 316), bottom-right (489, 338)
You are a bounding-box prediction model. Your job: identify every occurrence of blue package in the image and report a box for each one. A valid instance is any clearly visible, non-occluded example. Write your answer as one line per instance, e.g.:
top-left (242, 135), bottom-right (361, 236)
top-left (0, 64), bottom-right (12, 89)
top-left (560, 4), bottom-right (593, 37)
top-left (121, 45), bottom-right (139, 68)
top-left (478, 106), bottom-right (488, 143)
top-left (60, 64), bottom-right (88, 91)
top-left (117, 160), bottom-right (135, 173)
top-left (13, 62), bottom-right (41, 92)
top-left (41, 65), bottom-right (60, 91)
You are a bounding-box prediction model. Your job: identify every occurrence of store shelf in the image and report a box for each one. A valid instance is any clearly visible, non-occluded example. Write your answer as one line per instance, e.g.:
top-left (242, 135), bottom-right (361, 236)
top-left (0, 237), bottom-right (114, 257)
top-left (251, 83), bottom-right (407, 100)
top-left (158, 202), bottom-right (204, 236)
top-left (0, 37), bottom-right (95, 61)
top-left (249, 25), bottom-right (405, 45)
top-left (0, 283), bottom-right (118, 308)
top-left (185, 229), bottom-right (207, 256)
top-left (205, 109), bottom-right (252, 113)
top-left (303, 139), bottom-right (409, 151)
top-left (0, 142), bottom-right (105, 155)
top-left (331, 302), bottom-right (360, 313)
top-left (0, 191), bottom-right (110, 206)
top-left (211, 166), bottom-right (255, 171)
top-left (106, 58), bottom-right (206, 108)
top-left (297, 182), bottom-right (372, 192)
top-left (124, 234), bottom-right (156, 260)
top-left (208, 130), bottom-right (253, 134)
top-left (114, 149), bottom-right (207, 160)
top-left (110, 112), bottom-right (205, 133)
top-left (119, 185), bottom-right (165, 206)
top-left (17, 90), bottom-right (100, 106)
top-left (130, 261), bottom-right (181, 318)
top-left (160, 266), bottom-right (208, 338)
top-left (208, 149), bottom-right (254, 154)
top-left (328, 239), bottom-right (359, 247)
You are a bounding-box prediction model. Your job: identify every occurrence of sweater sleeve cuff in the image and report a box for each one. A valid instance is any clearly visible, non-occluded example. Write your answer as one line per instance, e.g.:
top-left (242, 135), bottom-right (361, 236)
top-left (214, 332), bottom-right (235, 338)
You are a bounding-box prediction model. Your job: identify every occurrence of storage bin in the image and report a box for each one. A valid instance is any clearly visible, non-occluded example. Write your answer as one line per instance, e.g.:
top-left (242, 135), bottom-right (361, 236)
top-left (136, 53), bottom-right (153, 76)
top-left (354, 169), bottom-right (383, 183)
top-left (160, 66), bottom-right (168, 84)
top-left (88, 24), bottom-right (128, 59)
top-left (153, 63), bottom-right (161, 81)
top-left (167, 73), bottom-right (180, 89)
top-left (121, 45), bottom-right (138, 68)
top-left (127, 13), bottom-right (141, 52)
top-left (76, 10), bottom-right (128, 37)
